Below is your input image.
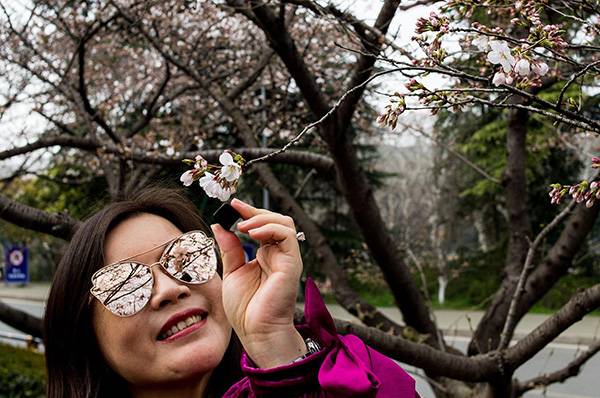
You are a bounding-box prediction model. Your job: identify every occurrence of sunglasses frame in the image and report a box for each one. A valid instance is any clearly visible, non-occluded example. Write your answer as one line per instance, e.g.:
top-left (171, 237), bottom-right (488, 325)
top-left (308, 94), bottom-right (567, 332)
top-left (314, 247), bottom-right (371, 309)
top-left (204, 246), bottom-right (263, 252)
top-left (89, 230), bottom-right (218, 317)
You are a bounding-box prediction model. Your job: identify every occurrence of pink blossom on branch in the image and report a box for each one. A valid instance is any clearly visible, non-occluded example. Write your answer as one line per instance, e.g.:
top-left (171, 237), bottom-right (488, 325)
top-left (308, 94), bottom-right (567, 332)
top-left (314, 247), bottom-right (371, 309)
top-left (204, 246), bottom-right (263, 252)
top-left (180, 150), bottom-right (245, 202)
top-left (487, 41), bottom-right (515, 73)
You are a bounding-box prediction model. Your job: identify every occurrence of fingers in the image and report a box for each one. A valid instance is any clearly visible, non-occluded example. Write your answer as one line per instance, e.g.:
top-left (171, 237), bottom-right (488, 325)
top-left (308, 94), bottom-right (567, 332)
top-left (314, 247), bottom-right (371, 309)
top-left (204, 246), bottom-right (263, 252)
top-left (230, 198), bottom-right (271, 220)
top-left (247, 223), bottom-right (299, 254)
top-left (210, 223), bottom-right (246, 278)
top-left (237, 212), bottom-right (295, 233)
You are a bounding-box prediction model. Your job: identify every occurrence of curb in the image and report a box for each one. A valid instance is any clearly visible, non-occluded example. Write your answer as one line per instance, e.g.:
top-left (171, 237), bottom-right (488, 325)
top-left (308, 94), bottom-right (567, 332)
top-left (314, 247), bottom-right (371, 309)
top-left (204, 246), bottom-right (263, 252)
top-left (0, 294), bottom-right (47, 303)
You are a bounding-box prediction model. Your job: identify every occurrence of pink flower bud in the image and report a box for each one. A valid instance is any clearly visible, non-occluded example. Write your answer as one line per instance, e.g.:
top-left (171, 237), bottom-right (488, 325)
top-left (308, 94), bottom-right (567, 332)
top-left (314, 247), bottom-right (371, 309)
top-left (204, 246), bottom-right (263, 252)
top-left (532, 62), bottom-right (549, 76)
top-left (515, 58), bottom-right (531, 76)
top-left (492, 71), bottom-right (506, 86)
top-left (591, 181), bottom-right (599, 189)
top-left (586, 198), bottom-right (595, 208)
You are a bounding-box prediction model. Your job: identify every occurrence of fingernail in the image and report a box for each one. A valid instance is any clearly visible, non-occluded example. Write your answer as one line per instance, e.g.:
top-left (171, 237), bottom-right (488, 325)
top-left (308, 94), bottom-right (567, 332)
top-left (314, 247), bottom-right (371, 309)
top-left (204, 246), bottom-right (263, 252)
top-left (232, 198), bottom-right (248, 207)
top-left (237, 220), bottom-right (248, 227)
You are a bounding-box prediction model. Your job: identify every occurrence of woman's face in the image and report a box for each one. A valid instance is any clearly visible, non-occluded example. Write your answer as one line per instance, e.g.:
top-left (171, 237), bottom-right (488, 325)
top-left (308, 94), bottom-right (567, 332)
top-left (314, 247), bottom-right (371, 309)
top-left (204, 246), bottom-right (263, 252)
top-left (91, 213), bottom-right (232, 387)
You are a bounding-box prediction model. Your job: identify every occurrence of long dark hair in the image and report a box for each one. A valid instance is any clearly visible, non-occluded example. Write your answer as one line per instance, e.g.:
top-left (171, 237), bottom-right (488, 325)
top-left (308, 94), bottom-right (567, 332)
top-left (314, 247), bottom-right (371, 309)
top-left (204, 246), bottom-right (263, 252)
top-left (44, 187), bottom-right (243, 398)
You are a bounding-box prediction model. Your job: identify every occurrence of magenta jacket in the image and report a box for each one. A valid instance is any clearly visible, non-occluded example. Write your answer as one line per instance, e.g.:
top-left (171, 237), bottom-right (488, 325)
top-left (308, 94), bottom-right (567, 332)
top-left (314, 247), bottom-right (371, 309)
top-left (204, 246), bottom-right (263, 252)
top-left (223, 277), bottom-right (418, 397)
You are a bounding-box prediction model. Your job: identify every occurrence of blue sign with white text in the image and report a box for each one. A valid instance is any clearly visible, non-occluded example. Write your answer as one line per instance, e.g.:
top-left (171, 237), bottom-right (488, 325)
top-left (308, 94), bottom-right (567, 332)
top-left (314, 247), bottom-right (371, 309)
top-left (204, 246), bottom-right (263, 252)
top-left (4, 245), bottom-right (28, 284)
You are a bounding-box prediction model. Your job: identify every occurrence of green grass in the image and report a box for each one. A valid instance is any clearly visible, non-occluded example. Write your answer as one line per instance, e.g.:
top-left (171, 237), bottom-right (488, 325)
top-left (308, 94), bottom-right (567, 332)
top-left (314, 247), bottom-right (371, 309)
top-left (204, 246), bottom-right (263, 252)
top-left (0, 343), bottom-right (46, 398)
top-left (319, 276), bottom-right (600, 317)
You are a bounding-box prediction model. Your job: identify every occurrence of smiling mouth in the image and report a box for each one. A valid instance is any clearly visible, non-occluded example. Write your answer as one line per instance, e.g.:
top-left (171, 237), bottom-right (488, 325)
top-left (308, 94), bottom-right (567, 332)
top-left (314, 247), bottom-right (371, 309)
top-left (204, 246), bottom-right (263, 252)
top-left (157, 312), bottom-right (208, 341)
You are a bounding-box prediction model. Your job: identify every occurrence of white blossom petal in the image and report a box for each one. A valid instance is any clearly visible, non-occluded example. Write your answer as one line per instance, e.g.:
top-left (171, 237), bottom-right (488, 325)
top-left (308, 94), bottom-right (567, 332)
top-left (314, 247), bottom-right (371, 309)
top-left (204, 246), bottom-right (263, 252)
top-left (219, 152), bottom-right (234, 166)
top-left (180, 170), bottom-right (194, 186)
top-left (472, 36), bottom-right (489, 51)
top-left (221, 163), bottom-right (242, 182)
top-left (487, 51), bottom-right (501, 64)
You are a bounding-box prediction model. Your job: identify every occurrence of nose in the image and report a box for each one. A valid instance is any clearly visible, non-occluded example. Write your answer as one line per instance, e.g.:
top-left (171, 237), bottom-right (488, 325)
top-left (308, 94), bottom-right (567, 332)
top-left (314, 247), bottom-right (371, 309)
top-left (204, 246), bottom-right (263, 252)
top-left (149, 265), bottom-right (191, 310)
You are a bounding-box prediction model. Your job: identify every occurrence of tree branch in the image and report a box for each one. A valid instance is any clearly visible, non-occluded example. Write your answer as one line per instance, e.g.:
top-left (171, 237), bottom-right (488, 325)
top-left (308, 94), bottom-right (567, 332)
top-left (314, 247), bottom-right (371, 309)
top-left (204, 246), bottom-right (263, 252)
top-left (126, 61), bottom-right (172, 138)
top-left (336, 0), bottom-right (400, 134)
top-left (515, 340), bottom-right (600, 395)
top-left (0, 135), bottom-right (335, 174)
top-left (499, 201), bottom-right (577, 349)
top-left (76, 21), bottom-right (121, 143)
top-left (0, 194), bottom-right (79, 240)
top-left (505, 283), bottom-right (600, 369)
top-left (0, 300), bottom-right (43, 339)
top-left (226, 48), bottom-right (274, 100)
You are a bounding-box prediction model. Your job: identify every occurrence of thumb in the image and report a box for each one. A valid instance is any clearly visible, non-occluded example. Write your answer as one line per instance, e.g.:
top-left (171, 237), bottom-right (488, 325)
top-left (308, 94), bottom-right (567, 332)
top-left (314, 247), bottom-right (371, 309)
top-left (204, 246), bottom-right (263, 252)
top-left (211, 224), bottom-right (246, 278)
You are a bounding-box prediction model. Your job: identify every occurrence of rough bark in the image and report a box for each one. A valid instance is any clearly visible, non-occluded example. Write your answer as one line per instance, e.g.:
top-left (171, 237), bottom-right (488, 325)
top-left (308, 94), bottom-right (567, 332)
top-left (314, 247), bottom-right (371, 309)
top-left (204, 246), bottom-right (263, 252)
top-left (0, 300), bottom-right (44, 339)
top-left (0, 193), bottom-right (80, 240)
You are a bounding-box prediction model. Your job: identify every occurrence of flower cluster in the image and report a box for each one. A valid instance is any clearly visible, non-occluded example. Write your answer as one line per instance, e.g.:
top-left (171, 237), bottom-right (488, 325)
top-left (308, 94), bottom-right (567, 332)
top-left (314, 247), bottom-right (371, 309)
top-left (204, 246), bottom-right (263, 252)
top-left (376, 94), bottom-right (406, 129)
top-left (478, 39), bottom-right (549, 86)
top-left (549, 181), bottom-right (600, 208)
top-left (180, 151), bottom-right (245, 201)
top-left (516, 2), bottom-right (568, 51)
top-left (550, 158), bottom-right (600, 207)
top-left (415, 12), bottom-right (449, 34)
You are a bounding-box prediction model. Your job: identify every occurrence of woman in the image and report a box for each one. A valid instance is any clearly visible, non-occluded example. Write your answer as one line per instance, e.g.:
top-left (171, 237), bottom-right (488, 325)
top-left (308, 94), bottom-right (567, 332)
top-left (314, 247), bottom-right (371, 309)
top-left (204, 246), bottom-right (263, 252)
top-left (44, 187), bottom-right (418, 397)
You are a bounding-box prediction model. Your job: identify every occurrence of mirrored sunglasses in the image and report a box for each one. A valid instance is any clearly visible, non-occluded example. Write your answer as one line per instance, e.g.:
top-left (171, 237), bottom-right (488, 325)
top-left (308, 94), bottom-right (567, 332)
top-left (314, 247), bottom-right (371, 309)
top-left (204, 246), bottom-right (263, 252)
top-left (90, 230), bottom-right (217, 317)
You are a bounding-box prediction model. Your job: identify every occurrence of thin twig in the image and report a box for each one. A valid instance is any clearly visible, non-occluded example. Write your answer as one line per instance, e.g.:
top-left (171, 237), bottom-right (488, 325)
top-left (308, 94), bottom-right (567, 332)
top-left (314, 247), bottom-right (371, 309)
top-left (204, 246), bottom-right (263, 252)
top-left (293, 168), bottom-right (316, 198)
top-left (245, 68), bottom-right (399, 167)
top-left (498, 201), bottom-right (577, 349)
top-left (398, 120), bottom-right (501, 184)
top-left (556, 59), bottom-right (600, 108)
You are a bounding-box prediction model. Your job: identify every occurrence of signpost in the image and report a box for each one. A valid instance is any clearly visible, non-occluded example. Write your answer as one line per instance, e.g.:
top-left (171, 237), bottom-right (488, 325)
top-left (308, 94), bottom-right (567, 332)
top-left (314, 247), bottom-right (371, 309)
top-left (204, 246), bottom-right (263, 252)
top-left (3, 244), bottom-right (28, 285)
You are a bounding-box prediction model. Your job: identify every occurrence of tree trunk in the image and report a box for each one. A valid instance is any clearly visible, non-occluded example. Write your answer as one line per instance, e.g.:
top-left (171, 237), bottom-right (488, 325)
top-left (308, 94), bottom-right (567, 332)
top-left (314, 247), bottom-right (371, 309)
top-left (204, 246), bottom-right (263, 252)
top-left (470, 106), bottom-right (531, 354)
top-left (438, 275), bottom-right (447, 305)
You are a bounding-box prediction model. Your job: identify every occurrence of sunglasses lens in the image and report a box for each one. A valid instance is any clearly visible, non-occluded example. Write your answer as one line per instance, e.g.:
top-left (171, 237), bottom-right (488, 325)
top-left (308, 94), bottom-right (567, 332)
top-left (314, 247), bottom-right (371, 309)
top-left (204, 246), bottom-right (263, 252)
top-left (161, 231), bottom-right (217, 284)
top-left (91, 262), bottom-right (153, 317)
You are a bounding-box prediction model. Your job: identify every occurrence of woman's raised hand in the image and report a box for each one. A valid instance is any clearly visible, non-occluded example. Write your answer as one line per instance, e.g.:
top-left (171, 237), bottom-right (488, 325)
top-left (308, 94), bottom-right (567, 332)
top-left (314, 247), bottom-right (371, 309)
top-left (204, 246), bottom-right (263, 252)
top-left (211, 199), bottom-right (306, 368)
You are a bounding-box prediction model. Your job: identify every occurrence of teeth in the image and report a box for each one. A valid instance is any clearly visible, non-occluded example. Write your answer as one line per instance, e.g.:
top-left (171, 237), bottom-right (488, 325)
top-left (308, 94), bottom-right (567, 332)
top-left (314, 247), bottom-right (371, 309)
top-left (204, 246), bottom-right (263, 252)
top-left (159, 314), bottom-right (205, 340)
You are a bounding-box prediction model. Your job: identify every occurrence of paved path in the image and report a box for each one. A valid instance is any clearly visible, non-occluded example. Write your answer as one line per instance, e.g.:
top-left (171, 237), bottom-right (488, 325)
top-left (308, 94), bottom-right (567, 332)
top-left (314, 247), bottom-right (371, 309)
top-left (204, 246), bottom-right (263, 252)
top-left (0, 283), bottom-right (50, 302)
top-left (325, 304), bottom-right (600, 346)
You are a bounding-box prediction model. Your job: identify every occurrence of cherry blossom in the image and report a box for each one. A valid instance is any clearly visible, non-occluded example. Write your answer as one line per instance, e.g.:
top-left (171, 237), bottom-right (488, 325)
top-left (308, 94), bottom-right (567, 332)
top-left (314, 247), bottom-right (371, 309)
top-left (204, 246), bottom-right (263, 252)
top-left (514, 58), bottom-right (531, 76)
top-left (179, 170), bottom-right (195, 186)
top-left (492, 71), bottom-right (513, 86)
top-left (487, 41), bottom-right (515, 72)
top-left (472, 35), bottom-right (490, 51)
top-left (531, 61), bottom-right (549, 76)
top-left (219, 151), bottom-right (242, 182)
top-left (180, 151), bottom-right (245, 202)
